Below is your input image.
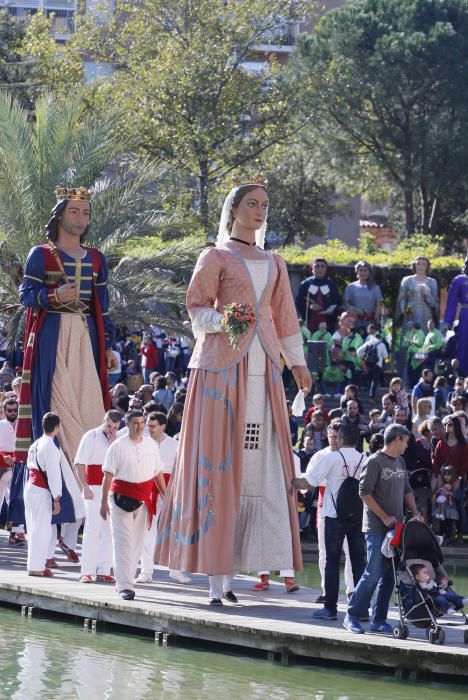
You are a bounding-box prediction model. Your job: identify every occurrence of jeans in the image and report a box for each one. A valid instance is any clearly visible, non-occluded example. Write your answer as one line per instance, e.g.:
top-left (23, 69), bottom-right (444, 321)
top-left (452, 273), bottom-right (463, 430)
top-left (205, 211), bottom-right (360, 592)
top-left (324, 517), bottom-right (366, 613)
top-left (368, 365), bottom-right (382, 399)
top-left (347, 532), bottom-right (394, 624)
top-left (430, 590), bottom-right (464, 613)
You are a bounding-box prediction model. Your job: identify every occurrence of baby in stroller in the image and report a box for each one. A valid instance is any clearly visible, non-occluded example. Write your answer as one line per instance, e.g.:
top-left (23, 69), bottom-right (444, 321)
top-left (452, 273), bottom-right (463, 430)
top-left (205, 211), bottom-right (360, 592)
top-left (410, 563), bottom-right (468, 615)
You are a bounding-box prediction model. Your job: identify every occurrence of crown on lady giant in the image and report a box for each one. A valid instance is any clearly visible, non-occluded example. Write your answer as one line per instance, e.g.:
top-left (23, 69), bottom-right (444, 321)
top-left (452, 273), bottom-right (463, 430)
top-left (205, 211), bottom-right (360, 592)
top-left (54, 186), bottom-right (93, 202)
top-left (231, 172), bottom-right (268, 188)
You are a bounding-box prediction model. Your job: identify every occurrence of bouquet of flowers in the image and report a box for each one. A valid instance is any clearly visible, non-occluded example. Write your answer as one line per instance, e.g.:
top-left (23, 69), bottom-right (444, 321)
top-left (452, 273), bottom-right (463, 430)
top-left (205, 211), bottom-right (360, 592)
top-left (221, 303), bottom-right (256, 349)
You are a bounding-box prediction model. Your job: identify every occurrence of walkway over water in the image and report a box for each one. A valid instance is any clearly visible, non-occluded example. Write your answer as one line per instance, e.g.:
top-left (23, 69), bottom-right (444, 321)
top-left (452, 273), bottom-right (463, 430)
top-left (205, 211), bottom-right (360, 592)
top-left (0, 531), bottom-right (467, 679)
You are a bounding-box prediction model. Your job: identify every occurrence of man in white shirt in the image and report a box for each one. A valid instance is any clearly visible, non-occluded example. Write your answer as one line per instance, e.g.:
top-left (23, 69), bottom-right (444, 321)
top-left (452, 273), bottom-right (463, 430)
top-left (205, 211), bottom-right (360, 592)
top-left (74, 410), bottom-right (122, 583)
top-left (293, 422), bottom-right (366, 621)
top-left (24, 412), bottom-right (62, 576)
top-left (136, 411), bottom-right (191, 584)
top-left (101, 409), bottom-right (166, 600)
top-left (306, 421), bottom-right (356, 605)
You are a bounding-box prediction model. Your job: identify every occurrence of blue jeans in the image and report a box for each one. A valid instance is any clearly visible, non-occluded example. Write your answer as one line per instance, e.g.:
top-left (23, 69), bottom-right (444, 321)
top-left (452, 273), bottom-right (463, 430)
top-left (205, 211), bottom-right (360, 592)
top-left (347, 532), bottom-right (394, 625)
top-left (324, 517), bottom-right (366, 613)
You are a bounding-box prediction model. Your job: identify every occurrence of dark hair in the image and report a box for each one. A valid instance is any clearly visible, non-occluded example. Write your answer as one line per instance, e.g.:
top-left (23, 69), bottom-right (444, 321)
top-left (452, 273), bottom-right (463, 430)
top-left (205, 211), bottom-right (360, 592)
top-left (421, 368), bottom-right (433, 379)
top-left (227, 184), bottom-right (268, 233)
top-left (411, 256), bottom-right (430, 274)
top-left (444, 414), bottom-right (465, 446)
top-left (328, 408), bottom-right (343, 421)
top-left (42, 411), bottom-right (60, 433)
top-left (382, 393), bottom-right (397, 404)
top-left (339, 422), bottom-right (359, 447)
top-left (354, 260), bottom-right (375, 288)
top-left (156, 376), bottom-right (167, 390)
top-left (147, 411), bottom-right (167, 426)
top-left (115, 395), bottom-right (130, 413)
top-left (368, 433), bottom-right (384, 454)
top-left (2, 397), bottom-right (18, 409)
top-left (45, 199), bottom-right (91, 242)
top-left (125, 409), bottom-right (144, 424)
top-left (105, 409), bottom-right (123, 423)
top-left (345, 384), bottom-right (359, 397)
top-left (143, 401), bottom-right (161, 414)
top-left (410, 563), bottom-right (426, 577)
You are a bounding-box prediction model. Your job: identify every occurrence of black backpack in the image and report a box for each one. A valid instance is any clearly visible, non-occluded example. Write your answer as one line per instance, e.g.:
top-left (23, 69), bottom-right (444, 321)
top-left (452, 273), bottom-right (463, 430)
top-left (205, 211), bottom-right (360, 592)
top-left (363, 341), bottom-right (380, 366)
top-left (331, 451), bottom-right (364, 524)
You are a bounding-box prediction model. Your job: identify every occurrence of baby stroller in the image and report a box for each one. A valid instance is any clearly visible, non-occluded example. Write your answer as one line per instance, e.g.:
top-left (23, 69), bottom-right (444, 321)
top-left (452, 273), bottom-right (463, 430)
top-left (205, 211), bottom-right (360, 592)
top-left (386, 518), bottom-right (468, 645)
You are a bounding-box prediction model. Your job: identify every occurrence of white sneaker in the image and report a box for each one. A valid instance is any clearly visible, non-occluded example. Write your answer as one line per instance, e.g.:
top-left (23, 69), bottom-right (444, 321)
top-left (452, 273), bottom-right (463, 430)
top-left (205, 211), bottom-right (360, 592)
top-left (136, 574), bottom-right (152, 583)
top-left (169, 570), bottom-right (191, 584)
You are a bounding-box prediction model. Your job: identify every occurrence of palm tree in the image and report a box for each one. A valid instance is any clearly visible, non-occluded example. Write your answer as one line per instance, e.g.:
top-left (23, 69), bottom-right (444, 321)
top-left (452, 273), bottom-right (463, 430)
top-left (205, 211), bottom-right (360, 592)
top-left (0, 90), bottom-right (200, 350)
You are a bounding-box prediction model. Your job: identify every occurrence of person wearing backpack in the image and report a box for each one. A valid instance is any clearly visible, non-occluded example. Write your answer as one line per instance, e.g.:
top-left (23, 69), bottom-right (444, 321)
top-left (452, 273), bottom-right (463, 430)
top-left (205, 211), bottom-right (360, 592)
top-left (344, 424), bottom-right (422, 635)
top-left (357, 327), bottom-right (388, 403)
top-left (292, 422), bottom-right (366, 621)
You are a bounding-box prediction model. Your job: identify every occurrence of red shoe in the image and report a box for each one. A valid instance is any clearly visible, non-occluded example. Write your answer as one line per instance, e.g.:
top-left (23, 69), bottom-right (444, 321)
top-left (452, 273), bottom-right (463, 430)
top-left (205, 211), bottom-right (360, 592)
top-left (284, 577), bottom-right (299, 593)
top-left (80, 575), bottom-right (94, 583)
top-left (16, 532), bottom-right (26, 542)
top-left (43, 568), bottom-right (53, 577)
top-left (46, 558), bottom-right (58, 568)
top-left (28, 569), bottom-right (53, 577)
top-left (252, 574), bottom-right (270, 591)
top-left (58, 538), bottom-right (80, 563)
top-left (96, 574), bottom-right (115, 583)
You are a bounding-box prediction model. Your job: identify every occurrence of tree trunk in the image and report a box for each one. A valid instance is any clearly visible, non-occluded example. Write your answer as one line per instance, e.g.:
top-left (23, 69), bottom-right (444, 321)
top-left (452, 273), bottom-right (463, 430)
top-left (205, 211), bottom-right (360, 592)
top-left (420, 185), bottom-right (433, 234)
top-left (404, 188), bottom-right (415, 236)
top-left (199, 159), bottom-right (209, 234)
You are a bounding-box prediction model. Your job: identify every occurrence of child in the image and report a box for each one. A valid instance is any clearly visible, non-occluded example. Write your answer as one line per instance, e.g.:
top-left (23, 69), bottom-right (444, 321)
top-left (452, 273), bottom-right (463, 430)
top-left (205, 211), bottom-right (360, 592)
top-left (389, 376), bottom-right (408, 409)
top-left (432, 465), bottom-right (459, 543)
top-left (304, 394), bottom-right (329, 426)
top-left (368, 408), bottom-right (384, 434)
top-left (411, 563), bottom-right (468, 614)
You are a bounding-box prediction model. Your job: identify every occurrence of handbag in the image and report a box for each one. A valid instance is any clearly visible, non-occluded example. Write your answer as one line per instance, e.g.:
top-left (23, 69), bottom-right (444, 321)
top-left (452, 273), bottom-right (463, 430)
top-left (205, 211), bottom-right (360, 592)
top-left (113, 493), bottom-right (142, 512)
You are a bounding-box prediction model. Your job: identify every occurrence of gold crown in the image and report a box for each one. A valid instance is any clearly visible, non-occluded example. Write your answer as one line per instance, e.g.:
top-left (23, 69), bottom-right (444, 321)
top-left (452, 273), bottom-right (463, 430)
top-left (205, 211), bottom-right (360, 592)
top-left (231, 172), bottom-right (268, 188)
top-left (55, 186), bottom-right (93, 202)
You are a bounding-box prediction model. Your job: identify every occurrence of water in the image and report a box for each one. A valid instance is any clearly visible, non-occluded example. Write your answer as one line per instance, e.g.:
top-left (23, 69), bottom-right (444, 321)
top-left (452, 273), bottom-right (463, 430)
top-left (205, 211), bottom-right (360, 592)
top-left (0, 562), bottom-right (467, 700)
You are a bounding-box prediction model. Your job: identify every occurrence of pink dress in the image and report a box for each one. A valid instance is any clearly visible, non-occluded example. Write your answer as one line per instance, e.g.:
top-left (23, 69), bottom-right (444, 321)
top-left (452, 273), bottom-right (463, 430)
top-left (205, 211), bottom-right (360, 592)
top-left (156, 246), bottom-right (304, 575)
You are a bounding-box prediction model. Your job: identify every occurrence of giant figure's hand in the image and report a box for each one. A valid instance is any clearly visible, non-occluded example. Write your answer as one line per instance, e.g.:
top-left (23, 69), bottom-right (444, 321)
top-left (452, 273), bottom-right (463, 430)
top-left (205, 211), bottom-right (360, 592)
top-left (56, 283), bottom-right (76, 303)
top-left (291, 365), bottom-right (312, 398)
top-left (105, 349), bottom-right (118, 372)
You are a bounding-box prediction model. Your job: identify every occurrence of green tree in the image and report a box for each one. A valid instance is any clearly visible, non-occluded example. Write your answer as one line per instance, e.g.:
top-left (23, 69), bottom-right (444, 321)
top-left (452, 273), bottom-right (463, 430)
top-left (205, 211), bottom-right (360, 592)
top-left (0, 90), bottom-right (199, 350)
top-left (263, 141), bottom-right (334, 245)
top-left (0, 9), bottom-right (36, 109)
top-left (291, 0), bottom-right (468, 236)
top-left (21, 0), bottom-right (314, 234)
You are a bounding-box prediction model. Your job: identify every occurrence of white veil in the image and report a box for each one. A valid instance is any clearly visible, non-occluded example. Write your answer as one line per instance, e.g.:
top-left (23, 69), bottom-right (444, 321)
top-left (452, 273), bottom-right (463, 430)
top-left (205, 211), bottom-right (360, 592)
top-left (216, 186), bottom-right (267, 249)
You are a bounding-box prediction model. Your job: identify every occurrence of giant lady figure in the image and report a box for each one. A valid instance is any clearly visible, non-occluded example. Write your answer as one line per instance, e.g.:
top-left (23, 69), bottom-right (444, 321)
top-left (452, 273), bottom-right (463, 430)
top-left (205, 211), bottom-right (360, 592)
top-left (156, 177), bottom-right (311, 603)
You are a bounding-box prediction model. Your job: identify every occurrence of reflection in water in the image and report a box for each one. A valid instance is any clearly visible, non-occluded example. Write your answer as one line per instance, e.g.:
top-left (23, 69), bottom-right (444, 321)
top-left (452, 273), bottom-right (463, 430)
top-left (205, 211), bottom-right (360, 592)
top-left (0, 608), bottom-right (466, 700)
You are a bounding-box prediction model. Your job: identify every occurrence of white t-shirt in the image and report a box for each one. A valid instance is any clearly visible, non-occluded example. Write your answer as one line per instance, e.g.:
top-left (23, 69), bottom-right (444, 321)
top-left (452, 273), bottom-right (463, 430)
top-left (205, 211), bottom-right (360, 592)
top-left (74, 427), bottom-right (113, 466)
top-left (305, 447), bottom-right (364, 519)
top-left (27, 434), bottom-right (62, 499)
top-left (0, 419), bottom-right (16, 452)
top-left (158, 434), bottom-right (178, 474)
top-left (103, 435), bottom-right (162, 483)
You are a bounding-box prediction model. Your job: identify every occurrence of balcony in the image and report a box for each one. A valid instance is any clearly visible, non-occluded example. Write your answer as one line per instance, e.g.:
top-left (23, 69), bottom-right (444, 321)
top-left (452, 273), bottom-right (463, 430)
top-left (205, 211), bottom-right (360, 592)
top-left (254, 22), bottom-right (297, 53)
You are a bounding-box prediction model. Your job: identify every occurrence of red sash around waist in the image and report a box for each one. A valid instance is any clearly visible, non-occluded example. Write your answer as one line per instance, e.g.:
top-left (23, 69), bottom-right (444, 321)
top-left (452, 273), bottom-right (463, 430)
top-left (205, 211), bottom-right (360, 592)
top-left (85, 464), bottom-right (103, 486)
top-left (0, 451), bottom-right (14, 468)
top-left (29, 468), bottom-right (49, 490)
top-left (111, 477), bottom-right (155, 527)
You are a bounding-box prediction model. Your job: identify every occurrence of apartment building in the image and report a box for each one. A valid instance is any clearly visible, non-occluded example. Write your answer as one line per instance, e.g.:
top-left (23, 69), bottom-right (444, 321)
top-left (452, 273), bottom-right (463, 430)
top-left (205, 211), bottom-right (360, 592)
top-left (0, 0), bottom-right (76, 40)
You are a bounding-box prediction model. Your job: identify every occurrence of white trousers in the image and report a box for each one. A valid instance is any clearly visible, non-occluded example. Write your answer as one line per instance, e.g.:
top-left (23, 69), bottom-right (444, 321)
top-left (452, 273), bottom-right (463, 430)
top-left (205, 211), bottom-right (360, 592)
top-left (81, 485), bottom-right (113, 576)
top-left (61, 520), bottom-right (81, 549)
top-left (47, 525), bottom-right (58, 560)
top-left (0, 469), bottom-right (12, 509)
top-left (109, 496), bottom-right (148, 592)
top-left (208, 575), bottom-right (233, 599)
top-left (317, 515), bottom-right (354, 595)
top-left (139, 513), bottom-right (157, 578)
top-left (24, 483), bottom-right (53, 571)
